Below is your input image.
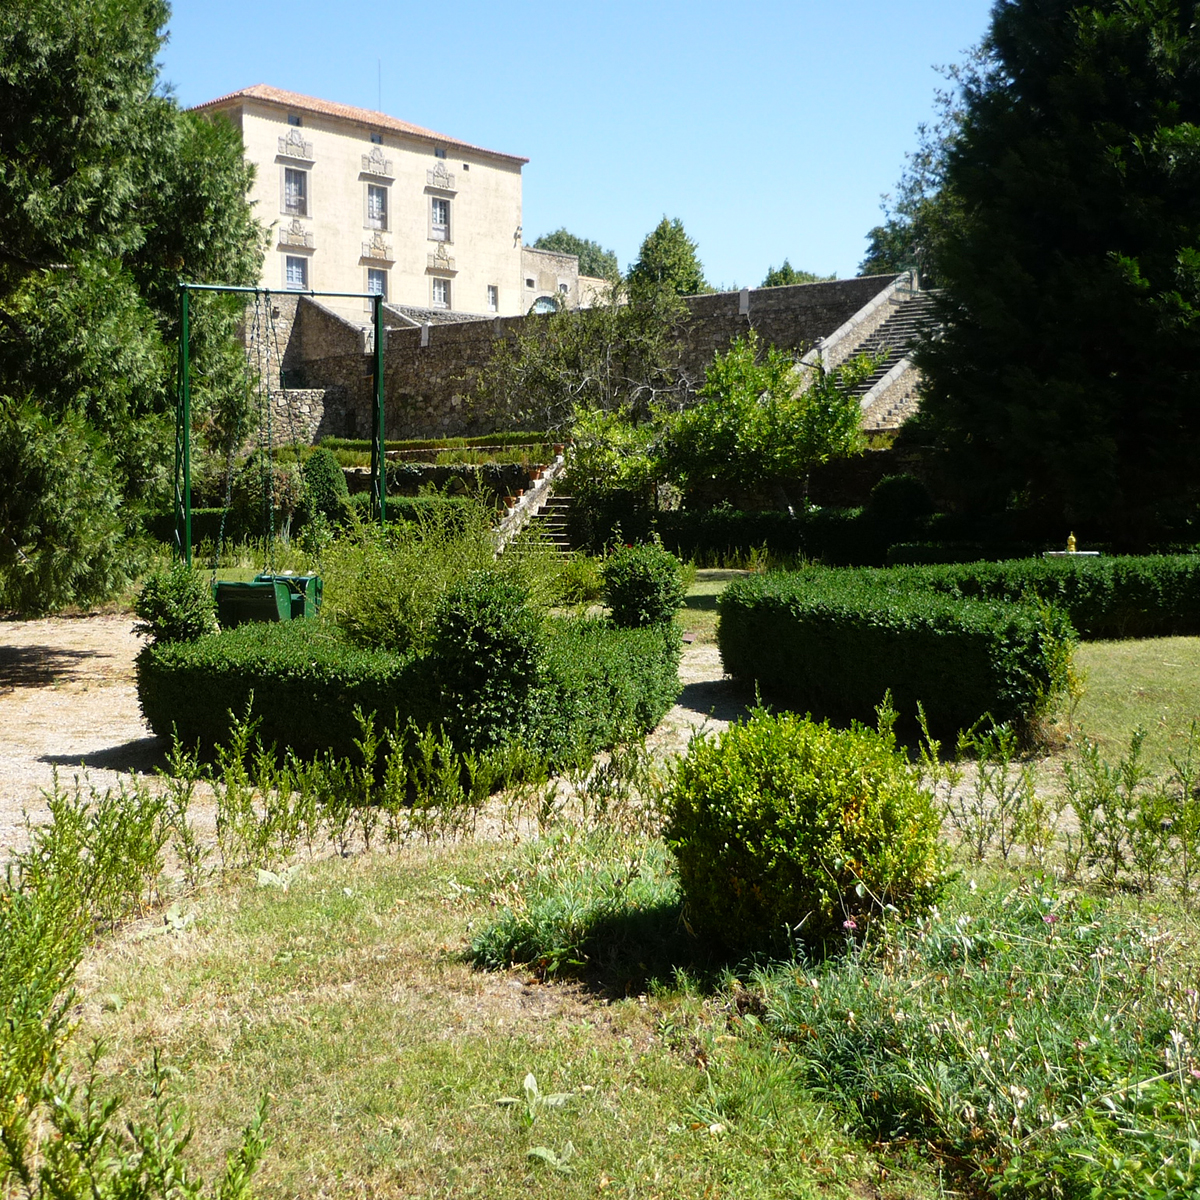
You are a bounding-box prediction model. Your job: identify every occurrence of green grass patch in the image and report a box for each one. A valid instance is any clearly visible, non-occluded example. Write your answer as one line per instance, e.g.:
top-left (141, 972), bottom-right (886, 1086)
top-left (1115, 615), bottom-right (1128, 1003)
top-left (74, 843), bottom-right (931, 1200)
top-left (754, 875), bottom-right (1200, 1198)
top-left (1073, 635), bottom-right (1200, 774)
top-left (679, 568), bottom-right (746, 644)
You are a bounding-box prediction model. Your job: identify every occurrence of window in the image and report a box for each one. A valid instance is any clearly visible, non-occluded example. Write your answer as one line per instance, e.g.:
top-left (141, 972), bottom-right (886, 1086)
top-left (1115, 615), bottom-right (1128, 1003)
top-left (462, 162), bottom-right (470, 171)
top-left (366, 183), bottom-right (388, 230)
top-left (487, 285), bottom-right (498, 312)
top-left (432, 277), bottom-right (450, 309)
top-left (288, 113), bottom-right (302, 126)
top-left (525, 277), bottom-right (535, 289)
top-left (370, 132), bottom-right (382, 144)
top-left (558, 282), bottom-right (569, 295)
top-left (434, 147), bottom-right (446, 159)
top-left (367, 268), bottom-right (388, 299)
top-left (284, 167), bottom-right (308, 216)
top-left (285, 255), bottom-right (308, 290)
top-left (431, 197), bottom-right (450, 242)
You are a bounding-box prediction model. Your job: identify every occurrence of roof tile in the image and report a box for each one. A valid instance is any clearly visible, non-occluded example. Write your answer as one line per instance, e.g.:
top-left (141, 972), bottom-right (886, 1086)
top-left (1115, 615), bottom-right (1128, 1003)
top-left (190, 84), bottom-right (528, 165)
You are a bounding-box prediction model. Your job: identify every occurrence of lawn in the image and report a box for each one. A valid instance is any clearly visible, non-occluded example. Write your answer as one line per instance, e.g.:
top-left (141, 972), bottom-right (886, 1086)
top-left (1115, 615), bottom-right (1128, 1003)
top-left (72, 840), bottom-right (932, 1200)
top-left (1073, 635), bottom-right (1200, 774)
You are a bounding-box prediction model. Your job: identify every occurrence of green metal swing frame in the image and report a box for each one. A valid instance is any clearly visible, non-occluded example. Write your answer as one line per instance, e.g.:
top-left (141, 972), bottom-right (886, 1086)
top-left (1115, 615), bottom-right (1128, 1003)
top-left (173, 282), bottom-right (388, 570)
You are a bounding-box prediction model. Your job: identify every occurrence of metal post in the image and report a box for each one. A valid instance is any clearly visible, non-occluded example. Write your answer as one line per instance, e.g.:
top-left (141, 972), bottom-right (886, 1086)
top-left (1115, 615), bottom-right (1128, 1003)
top-left (372, 292), bottom-right (386, 525)
top-left (174, 287), bottom-right (192, 567)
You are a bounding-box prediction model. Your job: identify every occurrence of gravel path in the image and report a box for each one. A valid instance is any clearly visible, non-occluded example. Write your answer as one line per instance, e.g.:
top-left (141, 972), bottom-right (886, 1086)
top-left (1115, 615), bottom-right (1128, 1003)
top-left (0, 614), bottom-right (747, 855)
top-left (0, 615), bottom-right (162, 854)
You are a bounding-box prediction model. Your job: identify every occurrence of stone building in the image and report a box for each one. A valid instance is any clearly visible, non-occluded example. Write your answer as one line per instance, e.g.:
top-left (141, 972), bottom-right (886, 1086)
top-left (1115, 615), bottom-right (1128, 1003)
top-left (520, 246), bottom-right (609, 313)
top-left (192, 84), bottom-right (531, 322)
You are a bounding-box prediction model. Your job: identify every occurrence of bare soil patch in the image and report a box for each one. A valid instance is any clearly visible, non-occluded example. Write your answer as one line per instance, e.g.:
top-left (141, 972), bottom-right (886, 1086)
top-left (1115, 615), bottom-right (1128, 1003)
top-left (0, 614), bottom-right (161, 853)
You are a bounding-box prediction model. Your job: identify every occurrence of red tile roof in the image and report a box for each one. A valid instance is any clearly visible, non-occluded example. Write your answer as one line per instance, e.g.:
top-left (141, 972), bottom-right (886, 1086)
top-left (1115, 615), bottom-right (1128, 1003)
top-left (191, 84), bottom-right (528, 165)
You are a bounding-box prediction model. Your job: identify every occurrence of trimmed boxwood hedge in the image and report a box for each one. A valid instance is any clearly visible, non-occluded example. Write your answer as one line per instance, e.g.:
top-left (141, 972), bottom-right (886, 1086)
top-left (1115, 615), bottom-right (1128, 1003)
top-left (718, 571), bottom-right (1075, 741)
top-left (137, 615), bottom-right (681, 764)
top-left (136, 621), bottom-right (435, 761)
top-left (899, 555), bottom-right (1200, 640)
top-left (535, 620), bottom-right (682, 759)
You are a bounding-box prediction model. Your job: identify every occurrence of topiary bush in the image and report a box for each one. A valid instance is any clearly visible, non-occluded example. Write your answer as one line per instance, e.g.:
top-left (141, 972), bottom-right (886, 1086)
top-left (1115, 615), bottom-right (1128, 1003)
top-left (601, 541), bottom-right (686, 628)
top-left (664, 709), bottom-right (947, 953)
top-left (718, 569), bottom-right (1076, 742)
top-left (430, 571), bottom-right (543, 753)
top-left (132, 564), bottom-right (218, 645)
top-left (301, 446), bottom-right (349, 522)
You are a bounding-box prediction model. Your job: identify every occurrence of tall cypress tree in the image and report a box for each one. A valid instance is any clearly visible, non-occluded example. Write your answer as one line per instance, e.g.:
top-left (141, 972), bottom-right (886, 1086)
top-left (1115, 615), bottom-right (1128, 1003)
top-left (915, 0), bottom-right (1200, 547)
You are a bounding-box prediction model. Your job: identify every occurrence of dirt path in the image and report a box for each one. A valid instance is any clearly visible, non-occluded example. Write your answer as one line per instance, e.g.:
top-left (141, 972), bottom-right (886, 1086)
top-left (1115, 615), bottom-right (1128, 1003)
top-left (0, 614), bottom-right (747, 854)
top-left (0, 615), bottom-right (161, 853)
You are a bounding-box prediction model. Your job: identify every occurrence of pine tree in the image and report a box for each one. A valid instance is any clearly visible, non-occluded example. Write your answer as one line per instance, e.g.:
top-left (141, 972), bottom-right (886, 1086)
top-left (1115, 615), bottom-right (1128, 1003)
top-left (627, 217), bottom-right (708, 300)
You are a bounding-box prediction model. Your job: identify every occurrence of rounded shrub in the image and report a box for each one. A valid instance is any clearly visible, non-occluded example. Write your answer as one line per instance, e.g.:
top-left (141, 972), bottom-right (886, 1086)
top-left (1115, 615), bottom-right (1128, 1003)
top-left (133, 564), bottom-right (218, 645)
top-left (865, 474), bottom-right (934, 526)
top-left (430, 571), bottom-right (543, 752)
top-left (601, 541), bottom-right (686, 628)
top-left (230, 450), bottom-right (304, 533)
top-left (664, 710), bottom-right (947, 952)
top-left (301, 447), bottom-right (350, 521)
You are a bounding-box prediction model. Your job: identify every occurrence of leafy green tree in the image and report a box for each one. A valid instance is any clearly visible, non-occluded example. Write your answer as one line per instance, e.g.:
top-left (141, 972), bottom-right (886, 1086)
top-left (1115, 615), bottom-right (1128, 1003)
top-left (0, 0), bottom-right (168, 297)
top-left (472, 283), bottom-right (690, 431)
top-left (0, 0), bottom-right (262, 611)
top-left (761, 260), bottom-right (835, 287)
top-left (627, 217), bottom-right (708, 300)
top-left (915, 0), bottom-right (1200, 546)
top-left (663, 331), bottom-right (871, 505)
top-left (0, 399), bottom-right (132, 614)
top-left (532, 228), bottom-right (620, 280)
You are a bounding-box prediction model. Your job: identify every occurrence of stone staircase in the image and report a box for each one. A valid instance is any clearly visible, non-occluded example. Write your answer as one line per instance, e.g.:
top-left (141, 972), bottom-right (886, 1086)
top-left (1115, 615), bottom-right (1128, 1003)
top-left (849, 290), bottom-right (940, 396)
top-left (525, 493), bottom-right (575, 553)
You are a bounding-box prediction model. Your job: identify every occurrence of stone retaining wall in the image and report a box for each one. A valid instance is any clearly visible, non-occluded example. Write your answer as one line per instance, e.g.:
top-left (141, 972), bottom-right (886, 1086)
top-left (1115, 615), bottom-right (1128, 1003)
top-left (253, 274), bottom-right (901, 442)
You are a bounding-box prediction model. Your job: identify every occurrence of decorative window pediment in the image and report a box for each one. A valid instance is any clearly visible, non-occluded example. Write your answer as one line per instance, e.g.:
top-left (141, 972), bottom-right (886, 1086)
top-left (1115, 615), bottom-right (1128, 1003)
top-left (278, 217), bottom-right (314, 249)
top-left (363, 231), bottom-right (394, 262)
top-left (278, 127), bottom-right (314, 160)
top-left (426, 243), bottom-right (457, 274)
top-left (426, 161), bottom-right (456, 192)
top-left (361, 145), bottom-right (394, 177)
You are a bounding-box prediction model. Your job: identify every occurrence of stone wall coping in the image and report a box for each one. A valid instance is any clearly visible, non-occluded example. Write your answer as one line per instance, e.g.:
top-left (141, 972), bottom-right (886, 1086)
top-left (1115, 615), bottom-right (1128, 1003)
top-left (858, 354), bottom-right (913, 411)
top-left (800, 271), bottom-right (914, 371)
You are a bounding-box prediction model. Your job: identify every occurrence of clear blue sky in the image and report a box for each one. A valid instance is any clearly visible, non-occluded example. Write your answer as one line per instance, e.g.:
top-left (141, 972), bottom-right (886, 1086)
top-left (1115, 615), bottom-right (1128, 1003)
top-left (159, 0), bottom-right (995, 287)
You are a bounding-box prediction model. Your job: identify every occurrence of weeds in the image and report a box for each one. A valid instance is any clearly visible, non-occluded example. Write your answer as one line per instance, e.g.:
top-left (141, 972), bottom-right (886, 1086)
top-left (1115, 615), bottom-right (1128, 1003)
top-left (755, 877), bottom-right (1200, 1197)
top-left (2, 772), bottom-right (266, 1199)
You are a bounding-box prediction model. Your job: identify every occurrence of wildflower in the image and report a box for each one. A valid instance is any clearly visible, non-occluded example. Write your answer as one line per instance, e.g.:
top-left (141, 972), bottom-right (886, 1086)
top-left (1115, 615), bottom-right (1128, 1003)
top-left (843, 918), bottom-right (858, 931)
top-left (1043, 913), bottom-right (1058, 925)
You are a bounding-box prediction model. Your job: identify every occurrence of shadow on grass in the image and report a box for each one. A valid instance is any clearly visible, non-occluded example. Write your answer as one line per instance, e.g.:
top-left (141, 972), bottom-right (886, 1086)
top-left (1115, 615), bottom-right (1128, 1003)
top-left (469, 898), bottom-right (756, 999)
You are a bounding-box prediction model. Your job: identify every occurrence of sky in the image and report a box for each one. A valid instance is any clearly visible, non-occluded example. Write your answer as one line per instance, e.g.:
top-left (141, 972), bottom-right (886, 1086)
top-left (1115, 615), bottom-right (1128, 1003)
top-left (158, 0), bottom-right (995, 287)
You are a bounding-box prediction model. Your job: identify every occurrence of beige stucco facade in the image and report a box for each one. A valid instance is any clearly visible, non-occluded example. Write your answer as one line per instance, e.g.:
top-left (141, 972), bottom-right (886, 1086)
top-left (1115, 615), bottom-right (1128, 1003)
top-left (193, 85), bottom-right (527, 323)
